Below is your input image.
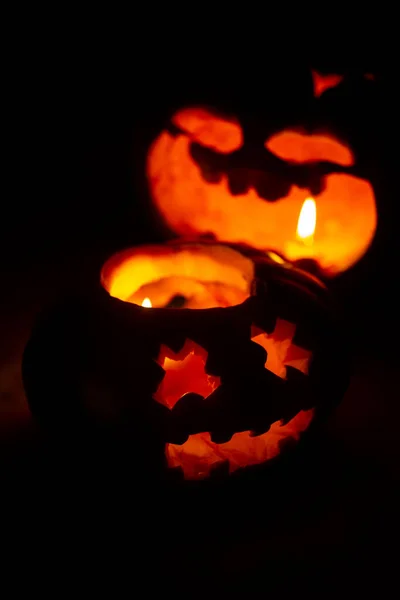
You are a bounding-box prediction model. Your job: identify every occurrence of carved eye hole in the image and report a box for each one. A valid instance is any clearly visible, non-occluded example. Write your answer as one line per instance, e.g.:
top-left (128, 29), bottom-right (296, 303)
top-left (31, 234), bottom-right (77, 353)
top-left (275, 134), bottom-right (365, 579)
top-left (171, 107), bottom-right (243, 154)
top-left (311, 70), bottom-right (343, 98)
top-left (265, 130), bottom-right (354, 166)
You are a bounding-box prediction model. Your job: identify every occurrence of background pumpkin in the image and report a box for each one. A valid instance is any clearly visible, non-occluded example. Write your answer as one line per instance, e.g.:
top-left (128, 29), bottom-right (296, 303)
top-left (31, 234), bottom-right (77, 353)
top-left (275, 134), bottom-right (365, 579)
top-left (146, 105), bottom-right (377, 276)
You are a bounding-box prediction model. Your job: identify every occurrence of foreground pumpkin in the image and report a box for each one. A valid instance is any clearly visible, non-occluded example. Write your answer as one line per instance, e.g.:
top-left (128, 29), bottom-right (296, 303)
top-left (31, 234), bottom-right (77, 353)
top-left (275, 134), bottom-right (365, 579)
top-left (23, 244), bottom-right (348, 480)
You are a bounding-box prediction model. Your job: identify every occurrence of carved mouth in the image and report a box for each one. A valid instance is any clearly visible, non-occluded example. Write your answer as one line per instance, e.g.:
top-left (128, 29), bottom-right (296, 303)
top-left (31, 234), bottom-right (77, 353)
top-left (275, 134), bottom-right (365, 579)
top-left (154, 321), bottom-right (314, 448)
top-left (189, 141), bottom-right (354, 201)
top-left (166, 408), bottom-right (315, 479)
top-left (164, 366), bottom-right (313, 447)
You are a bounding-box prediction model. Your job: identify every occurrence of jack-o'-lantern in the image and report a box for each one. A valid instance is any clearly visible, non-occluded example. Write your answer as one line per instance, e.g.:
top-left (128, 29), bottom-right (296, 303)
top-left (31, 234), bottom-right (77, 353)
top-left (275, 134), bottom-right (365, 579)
top-left (146, 105), bottom-right (377, 277)
top-left (23, 67), bottom-right (360, 482)
top-left (23, 243), bottom-right (348, 481)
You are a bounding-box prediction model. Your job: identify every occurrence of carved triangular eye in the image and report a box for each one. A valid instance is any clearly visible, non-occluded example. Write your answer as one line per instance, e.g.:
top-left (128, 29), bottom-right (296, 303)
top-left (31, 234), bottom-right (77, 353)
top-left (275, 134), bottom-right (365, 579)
top-left (154, 339), bottom-right (220, 409)
top-left (311, 70), bottom-right (343, 97)
top-left (171, 107), bottom-right (243, 153)
top-left (251, 318), bottom-right (312, 379)
top-left (265, 130), bottom-right (354, 166)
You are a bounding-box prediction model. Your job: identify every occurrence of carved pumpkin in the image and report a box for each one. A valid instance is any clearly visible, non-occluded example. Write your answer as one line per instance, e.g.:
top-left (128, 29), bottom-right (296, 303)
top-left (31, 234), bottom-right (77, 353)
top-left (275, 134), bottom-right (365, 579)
top-left (23, 244), bottom-right (348, 480)
top-left (146, 106), bottom-right (377, 277)
top-left (23, 68), bottom-right (362, 481)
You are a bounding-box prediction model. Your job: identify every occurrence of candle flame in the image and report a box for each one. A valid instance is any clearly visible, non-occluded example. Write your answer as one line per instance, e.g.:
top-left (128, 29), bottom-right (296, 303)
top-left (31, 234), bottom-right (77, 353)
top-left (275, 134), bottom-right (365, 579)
top-left (296, 198), bottom-right (316, 246)
top-left (141, 297), bottom-right (152, 308)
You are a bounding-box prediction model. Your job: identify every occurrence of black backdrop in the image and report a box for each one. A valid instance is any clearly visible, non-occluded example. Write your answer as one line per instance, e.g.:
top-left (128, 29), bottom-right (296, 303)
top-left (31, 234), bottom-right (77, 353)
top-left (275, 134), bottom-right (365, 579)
top-left (1, 32), bottom-right (399, 595)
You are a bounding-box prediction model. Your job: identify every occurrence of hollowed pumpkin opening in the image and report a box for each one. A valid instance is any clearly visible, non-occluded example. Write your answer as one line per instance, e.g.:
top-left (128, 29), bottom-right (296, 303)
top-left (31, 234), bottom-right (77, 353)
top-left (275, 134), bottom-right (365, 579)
top-left (101, 243), bottom-right (254, 309)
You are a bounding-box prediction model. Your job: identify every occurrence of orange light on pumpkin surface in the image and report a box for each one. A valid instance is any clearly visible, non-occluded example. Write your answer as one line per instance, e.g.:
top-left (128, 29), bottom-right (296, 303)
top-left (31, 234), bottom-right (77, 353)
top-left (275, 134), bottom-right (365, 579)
top-left (147, 108), bottom-right (377, 277)
top-left (141, 297), bottom-right (152, 308)
top-left (296, 197), bottom-right (317, 246)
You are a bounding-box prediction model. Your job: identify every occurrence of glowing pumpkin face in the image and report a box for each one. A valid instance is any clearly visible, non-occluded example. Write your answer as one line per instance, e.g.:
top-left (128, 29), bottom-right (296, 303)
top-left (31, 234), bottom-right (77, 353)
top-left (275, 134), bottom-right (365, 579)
top-left (155, 326), bottom-right (314, 480)
top-left (147, 106), bottom-right (377, 276)
top-left (23, 244), bottom-right (348, 481)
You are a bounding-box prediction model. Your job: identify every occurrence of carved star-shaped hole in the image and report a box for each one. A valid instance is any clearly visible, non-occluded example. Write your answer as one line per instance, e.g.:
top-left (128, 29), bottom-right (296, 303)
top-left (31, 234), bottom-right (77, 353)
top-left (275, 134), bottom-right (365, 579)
top-left (154, 339), bottom-right (221, 410)
top-left (251, 318), bottom-right (312, 379)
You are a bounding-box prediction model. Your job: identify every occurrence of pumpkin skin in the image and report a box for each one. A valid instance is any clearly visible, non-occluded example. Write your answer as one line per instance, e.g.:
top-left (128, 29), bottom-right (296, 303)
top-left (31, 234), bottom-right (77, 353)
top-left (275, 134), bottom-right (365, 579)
top-left (23, 246), bottom-right (348, 481)
top-left (146, 107), bottom-right (377, 277)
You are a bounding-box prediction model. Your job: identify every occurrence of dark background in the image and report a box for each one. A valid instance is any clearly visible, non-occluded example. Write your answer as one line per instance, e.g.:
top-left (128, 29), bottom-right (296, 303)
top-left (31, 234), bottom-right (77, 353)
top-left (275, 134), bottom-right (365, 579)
top-left (1, 33), bottom-right (399, 595)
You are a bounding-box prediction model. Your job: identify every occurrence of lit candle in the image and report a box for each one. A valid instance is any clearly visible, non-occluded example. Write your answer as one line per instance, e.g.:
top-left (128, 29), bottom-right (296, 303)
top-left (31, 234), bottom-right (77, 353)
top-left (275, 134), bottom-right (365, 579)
top-left (284, 197), bottom-right (321, 270)
top-left (141, 297), bottom-right (152, 308)
top-left (296, 198), bottom-right (317, 247)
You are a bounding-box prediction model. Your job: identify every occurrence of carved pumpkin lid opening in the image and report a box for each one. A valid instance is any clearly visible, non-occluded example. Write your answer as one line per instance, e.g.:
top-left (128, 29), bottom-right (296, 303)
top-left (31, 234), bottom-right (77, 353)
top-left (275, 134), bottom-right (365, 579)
top-left (101, 243), bottom-right (254, 309)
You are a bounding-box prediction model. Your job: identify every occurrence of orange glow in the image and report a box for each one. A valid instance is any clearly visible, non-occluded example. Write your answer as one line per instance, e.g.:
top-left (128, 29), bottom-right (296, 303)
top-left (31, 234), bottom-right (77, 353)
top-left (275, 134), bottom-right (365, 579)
top-left (296, 198), bottom-right (317, 246)
top-left (266, 130), bottom-right (353, 166)
top-left (251, 319), bottom-right (311, 379)
top-left (141, 297), bottom-right (152, 308)
top-left (154, 339), bottom-right (220, 409)
top-left (172, 107), bottom-right (243, 154)
top-left (155, 326), bottom-right (312, 479)
top-left (166, 409), bottom-right (314, 479)
top-left (312, 70), bottom-right (344, 98)
top-left (147, 127), bottom-right (377, 276)
top-left (101, 244), bottom-right (253, 307)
